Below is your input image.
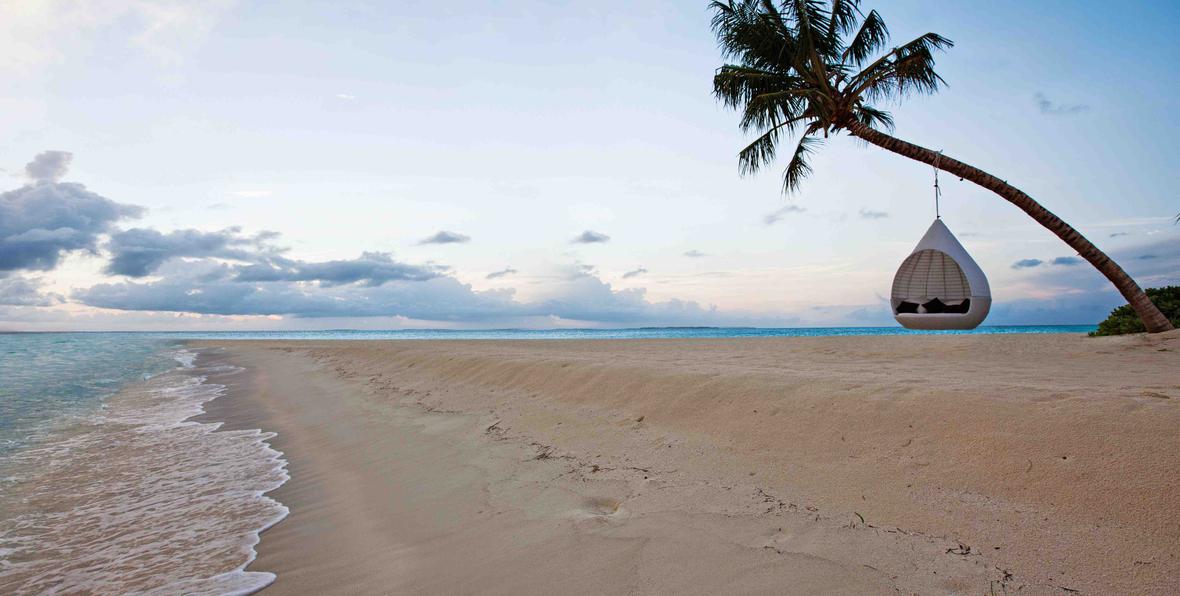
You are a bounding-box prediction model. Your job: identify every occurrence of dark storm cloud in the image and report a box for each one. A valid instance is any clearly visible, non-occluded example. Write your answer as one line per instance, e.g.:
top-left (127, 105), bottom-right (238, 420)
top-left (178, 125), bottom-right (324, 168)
top-left (418, 230), bottom-right (471, 245)
top-left (571, 230), bottom-right (610, 244)
top-left (104, 227), bottom-right (278, 277)
top-left (1, 154), bottom-right (144, 273)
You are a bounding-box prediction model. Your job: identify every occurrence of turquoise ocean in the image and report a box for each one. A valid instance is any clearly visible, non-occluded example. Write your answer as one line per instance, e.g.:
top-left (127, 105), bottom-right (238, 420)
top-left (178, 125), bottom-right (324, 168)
top-left (0, 325), bottom-right (1093, 594)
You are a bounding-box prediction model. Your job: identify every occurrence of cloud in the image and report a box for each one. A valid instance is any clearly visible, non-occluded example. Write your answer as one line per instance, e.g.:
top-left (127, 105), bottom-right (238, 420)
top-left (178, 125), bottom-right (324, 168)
top-left (1, 155), bottom-right (144, 273)
top-left (1035, 93), bottom-right (1089, 115)
top-left (103, 225), bottom-right (442, 288)
top-left (0, 275), bottom-right (64, 307)
top-left (486, 267), bottom-right (518, 280)
top-left (73, 258), bottom-right (750, 326)
top-left (104, 227), bottom-right (279, 277)
top-left (78, 261), bottom-right (505, 319)
top-left (986, 242), bottom-right (1178, 326)
top-left (571, 230), bottom-right (610, 244)
top-left (858, 208), bottom-right (889, 219)
top-left (1052, 256), bottom-right (1082, 266)
top-left (1007, 237), bottom-right (1179, 305)
top-left (763, 205), bottom-right (805, 225)
top-left (1136, 254), bottom-right (1158, 260)
top-left (1109, 232), bottom-right (1130, 238)
top-left (418, 230), bottom-right (471, 245)
top-left (683, 250), bottom-right (707, 258)
top-left (564, 263), bottom-right (598, 279)
top-left (525, 275), bottom-right (716, 324)
top-left (622, 267), bottom-right (648, 279)
top-left (1011, 258), bottom-right (1044, 269)
top-left (234, 252), bottom-right (443, 287)
top-left (336, 93), bottom-right (357, 100)
top-left (25, 151), bottom-right (73, 183)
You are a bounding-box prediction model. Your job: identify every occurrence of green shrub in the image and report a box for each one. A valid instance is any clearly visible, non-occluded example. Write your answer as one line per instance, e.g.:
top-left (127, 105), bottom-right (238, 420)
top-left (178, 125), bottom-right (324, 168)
top-left (1090, 286), bottom-right (1180, 336)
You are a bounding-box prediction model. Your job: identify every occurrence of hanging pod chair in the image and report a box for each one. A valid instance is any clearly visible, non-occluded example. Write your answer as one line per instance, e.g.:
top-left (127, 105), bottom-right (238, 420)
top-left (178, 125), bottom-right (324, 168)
top-left (891, 218), bottom-right (991, 330)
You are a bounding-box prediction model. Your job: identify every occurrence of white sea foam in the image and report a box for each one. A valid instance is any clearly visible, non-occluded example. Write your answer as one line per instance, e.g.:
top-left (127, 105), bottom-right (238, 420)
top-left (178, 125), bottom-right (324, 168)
top-left (0, 348), bottom-right (288, 595)
top-left (172, 348), bottom-right (199, 369)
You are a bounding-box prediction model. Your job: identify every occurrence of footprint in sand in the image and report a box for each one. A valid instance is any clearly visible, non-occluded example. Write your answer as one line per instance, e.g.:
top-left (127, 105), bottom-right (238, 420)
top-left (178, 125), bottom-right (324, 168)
top-left (570, 496), bottom-right (630, 526)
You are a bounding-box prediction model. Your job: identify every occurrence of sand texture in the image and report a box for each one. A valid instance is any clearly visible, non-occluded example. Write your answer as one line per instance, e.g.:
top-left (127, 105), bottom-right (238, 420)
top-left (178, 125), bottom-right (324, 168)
top-left (196, 331), bottom-right (1180, 595)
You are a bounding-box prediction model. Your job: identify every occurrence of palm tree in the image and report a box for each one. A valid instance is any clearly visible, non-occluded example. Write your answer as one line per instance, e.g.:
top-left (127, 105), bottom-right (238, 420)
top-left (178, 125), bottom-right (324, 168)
top-left (711, 0), bottom-right (1174, 333)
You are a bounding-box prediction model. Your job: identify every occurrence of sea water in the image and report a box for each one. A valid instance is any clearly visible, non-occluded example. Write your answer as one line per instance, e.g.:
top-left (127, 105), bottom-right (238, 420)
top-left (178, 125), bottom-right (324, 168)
top-left (0, 335), bottom-right (287, 595)
top-left (123, 324), bottom-right (1096, 341)
top-left (0, 325), bottom-right (1093, 593)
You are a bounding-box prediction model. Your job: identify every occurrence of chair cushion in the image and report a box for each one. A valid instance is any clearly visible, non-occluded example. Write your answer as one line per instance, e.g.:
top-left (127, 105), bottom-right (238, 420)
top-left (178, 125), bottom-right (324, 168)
top-left (895, 301), bottom-right (920, 314)
top-left (944, 299), bottom-right (971, 314)
top-left (922, 298), bottom-right (947, 313)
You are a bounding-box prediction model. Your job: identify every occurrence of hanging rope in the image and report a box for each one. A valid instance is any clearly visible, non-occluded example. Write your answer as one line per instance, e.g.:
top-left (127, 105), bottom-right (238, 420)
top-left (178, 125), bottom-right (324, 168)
top-left (933, 150), bottom-right (943, 219)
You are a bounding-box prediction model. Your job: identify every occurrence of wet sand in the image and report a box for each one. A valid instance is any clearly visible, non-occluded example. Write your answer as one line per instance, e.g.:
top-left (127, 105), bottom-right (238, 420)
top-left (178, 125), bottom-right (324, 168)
top-left (195, 331), bottom-right (1180, 595)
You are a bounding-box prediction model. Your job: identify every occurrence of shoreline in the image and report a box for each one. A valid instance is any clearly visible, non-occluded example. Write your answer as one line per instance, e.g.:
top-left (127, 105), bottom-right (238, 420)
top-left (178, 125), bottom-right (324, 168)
top-left (197, 332), bottom-right (1180, 594)
top-left (0, 345), bottom-right (288, 595)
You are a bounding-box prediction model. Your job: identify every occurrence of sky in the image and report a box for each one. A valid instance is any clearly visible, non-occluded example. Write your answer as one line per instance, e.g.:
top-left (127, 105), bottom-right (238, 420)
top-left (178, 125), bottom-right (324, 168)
top-left (1, 0), bottom-right (1177, 331)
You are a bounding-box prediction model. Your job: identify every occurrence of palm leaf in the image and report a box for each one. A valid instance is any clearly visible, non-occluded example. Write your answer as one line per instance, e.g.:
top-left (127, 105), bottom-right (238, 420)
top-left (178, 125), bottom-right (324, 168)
top-left (713, 65), bottom-right (808, 108)
top-left (782, 134), bottom-right (823, 193)
top-left (842, 9), bottom-right (887, 66)
top-left (849, 32), bottom-right (953, 100)
top-left (737, 116), bottom-right (810, 175)
top-left (827, 0), bottom-right (862, 43)
top-left (739, 89), bottom-right (813, 131)
top-left (854, 104), bottom-right (894, 130)
top-left (712, 1), bottom-right (800, 72)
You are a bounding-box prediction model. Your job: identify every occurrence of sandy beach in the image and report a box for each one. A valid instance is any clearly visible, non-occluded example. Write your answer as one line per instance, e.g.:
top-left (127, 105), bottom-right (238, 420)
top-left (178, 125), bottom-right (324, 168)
top-left (195, 331), bottom-right (1180, 595)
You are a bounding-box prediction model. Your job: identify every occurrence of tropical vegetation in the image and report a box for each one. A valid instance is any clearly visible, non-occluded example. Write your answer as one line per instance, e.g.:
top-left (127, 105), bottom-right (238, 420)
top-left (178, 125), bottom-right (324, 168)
top-left (1091, 286), bottom-right (1180, 336)
top-left (710, 0), bottom-right (1174, 333)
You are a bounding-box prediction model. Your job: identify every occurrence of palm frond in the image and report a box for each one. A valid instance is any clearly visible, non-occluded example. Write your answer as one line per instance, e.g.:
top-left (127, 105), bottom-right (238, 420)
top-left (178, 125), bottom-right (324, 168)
top-left (853, 104), bottom-right (894, 130)
top-left (713, 65), bottom-right (808, 109)
top-left (784, 0), bottom-right (833, 47)
top-left (842, 9), bottom-right (888, 66)
top-left (712, 1), bottom-right (800, 73)
top-left (738, 115), bottom-right (810, 175)
top-left (758, 0), bottom-right (795, 38)
top-left (786, 0), bottom-right (842, 75)
top-left (739, 89), bottom-right (813, 132)
top-left (849, 32), bottom-right (953, 101)
top-left (827, 0), bottom-right (862, 43)
top-left (782, 135), bottom-right (823, 193)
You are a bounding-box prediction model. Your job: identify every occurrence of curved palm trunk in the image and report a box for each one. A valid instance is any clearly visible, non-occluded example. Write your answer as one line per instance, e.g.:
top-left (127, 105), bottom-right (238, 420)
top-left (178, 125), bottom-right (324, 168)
top-left (847, 122), bottom-right (1174, 333)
